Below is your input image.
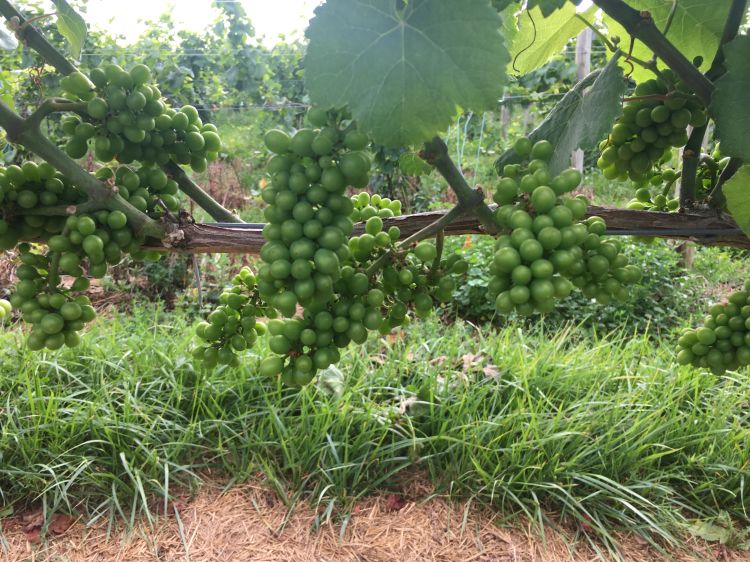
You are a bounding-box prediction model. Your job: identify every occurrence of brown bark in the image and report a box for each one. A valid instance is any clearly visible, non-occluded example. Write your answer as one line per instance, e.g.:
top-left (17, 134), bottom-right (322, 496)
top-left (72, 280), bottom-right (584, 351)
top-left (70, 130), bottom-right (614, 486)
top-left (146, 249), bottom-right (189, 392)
top-left (150, 205), bottom-right (749, 254)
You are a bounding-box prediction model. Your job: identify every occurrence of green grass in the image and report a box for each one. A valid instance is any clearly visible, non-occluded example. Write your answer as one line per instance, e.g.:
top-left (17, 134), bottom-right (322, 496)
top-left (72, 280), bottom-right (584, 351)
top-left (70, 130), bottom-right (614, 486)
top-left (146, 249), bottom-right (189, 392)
top-left (1, 304), bottom-right (749, 555)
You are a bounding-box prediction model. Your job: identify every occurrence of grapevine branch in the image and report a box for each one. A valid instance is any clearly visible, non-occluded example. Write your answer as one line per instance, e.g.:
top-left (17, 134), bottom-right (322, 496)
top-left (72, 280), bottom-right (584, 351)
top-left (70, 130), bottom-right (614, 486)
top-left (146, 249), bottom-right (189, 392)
top-left (591, 0), bottom-right (714, 105)
top-left (165, 162), bottom-right (243, 223)
top-left (0, 99), bottom-right (163, 237)
top-left (0, 0), bottom-right (76, 75)
top-left (420, 137), bottom-right (498, 235)
top-left (152, 205), bottom-right (750, 254)
top-left (364, 205), bottom-right (466, 276)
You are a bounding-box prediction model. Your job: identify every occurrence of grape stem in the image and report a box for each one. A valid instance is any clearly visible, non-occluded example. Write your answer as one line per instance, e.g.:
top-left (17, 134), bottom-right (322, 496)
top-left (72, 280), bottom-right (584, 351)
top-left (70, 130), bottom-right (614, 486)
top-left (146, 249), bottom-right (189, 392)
top-left (164, 162), bottom-right (243, 224)
top-left (574, 14), bottom-right (657, 75)
top-left (678, 124), bottom-right (707, 210)
top-left (25, 98), bottom-right (87, 131)
top-left (47, 226), bottom-right (68, 290)
top-left (591, 0), bottom-right (714, 106)
top-left (420, 136), bottom-right (498, 235)
top-left (365, 205), bottom-right (466, 277)
top-left (622, 94), bottom-right (700, 104)
top-left (16, 201), bottom-right (100, 217)
top-left (709, 157), bottom-right (743, 210)
top-left (660, 171), bottom-right (681, 198)
top-left (429, 230), bottom-right (445, 283)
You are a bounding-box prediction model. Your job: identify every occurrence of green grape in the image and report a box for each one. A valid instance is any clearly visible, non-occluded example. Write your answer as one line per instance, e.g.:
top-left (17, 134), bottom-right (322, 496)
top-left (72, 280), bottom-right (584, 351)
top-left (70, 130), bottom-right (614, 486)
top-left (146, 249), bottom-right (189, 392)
top-left (676, 281), bottom-right (750, 373)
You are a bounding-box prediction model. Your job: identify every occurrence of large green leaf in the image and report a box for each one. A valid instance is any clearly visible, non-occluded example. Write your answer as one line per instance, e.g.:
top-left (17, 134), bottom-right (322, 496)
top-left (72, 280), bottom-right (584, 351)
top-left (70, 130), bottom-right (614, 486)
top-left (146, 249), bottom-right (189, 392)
top-left (304, 0), bottom-right (509, 148)
top-left (711, 35), bottom-right (750, 162)
top-left (53, 0), bottom-right (87, 60)
top-left (511, 3), bottom-right (594, 75)
top-left (603, 0), bottom-right (732, 82)
top-left (529, 0), bottom-right (571, 17)
top-left (496, 54), bottom-right (626, 175)
top-left (723, 165), bottom-right (750, 237)
top-left (492, 0), bottom-right (519, 10)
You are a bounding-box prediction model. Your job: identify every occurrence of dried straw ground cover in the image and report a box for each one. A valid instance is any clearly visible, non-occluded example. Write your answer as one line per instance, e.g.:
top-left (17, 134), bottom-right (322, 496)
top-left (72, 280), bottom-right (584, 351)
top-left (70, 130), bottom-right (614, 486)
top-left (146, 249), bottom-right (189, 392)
top-left (3, 481), bottom-right (749, 562)
top-left (1, 304), bottom-right (749, 559)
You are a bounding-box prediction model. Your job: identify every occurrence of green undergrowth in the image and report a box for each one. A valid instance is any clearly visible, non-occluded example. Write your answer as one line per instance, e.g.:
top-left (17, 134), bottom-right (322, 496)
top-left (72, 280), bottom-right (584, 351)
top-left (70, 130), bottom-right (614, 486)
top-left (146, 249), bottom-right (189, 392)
top-left (0, 304), bottom-right (749, 554)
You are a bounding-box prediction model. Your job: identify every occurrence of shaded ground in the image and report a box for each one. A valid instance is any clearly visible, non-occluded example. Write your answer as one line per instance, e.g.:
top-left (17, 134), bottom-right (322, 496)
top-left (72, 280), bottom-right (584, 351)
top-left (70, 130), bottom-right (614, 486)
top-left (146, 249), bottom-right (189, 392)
top-left (1, 480), bottom-right (745, 562)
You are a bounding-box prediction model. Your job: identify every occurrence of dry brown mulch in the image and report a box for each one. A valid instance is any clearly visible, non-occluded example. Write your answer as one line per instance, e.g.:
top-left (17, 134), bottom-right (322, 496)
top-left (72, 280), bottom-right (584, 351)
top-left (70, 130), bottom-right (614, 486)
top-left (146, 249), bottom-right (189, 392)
top-left (1, 481), bottom-right (746, 562)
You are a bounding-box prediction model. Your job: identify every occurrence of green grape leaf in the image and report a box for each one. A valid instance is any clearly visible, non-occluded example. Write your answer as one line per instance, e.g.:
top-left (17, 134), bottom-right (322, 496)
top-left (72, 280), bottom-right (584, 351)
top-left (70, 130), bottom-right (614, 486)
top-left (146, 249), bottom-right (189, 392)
top-left (528, 0), bottom-right (570, 17)
top-left (496, 54), bottom-right (626, 175)
top-left (492, 0), bottom-right (519, 10)
top-left (511, 4), bottom-right (595, 75)
top-left (305, 0), bottom-right (509, 148)
top-left (603, 1), bottom-right (732, 82)
top-left (685, 520), bottom-right (732, 545)
top-left (711, 35), bottom-right (750, 161)
top-left (0, 71), bottom-right (15, 110)
top-left (399, 152), bottom-right (432, 176)
top-left (0, 26), bottom-right (18, 50)
top-left (52, 0), bottom-right (87, 60)
top-left (723, 165), bottom-right (750, 237)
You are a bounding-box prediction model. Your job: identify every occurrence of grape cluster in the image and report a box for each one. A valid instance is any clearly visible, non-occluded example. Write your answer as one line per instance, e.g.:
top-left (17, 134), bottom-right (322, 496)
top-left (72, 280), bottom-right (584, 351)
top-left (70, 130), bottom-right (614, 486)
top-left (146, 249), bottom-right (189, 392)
top-left (0, 161), bottom-right (84, 250)
top-left (0, 63), bottom-right (221, 350)
top-left (197, 112), bottom-right (467, 385)
top-left (60, 67), bottom-right (221, 170)
top-left (490, 137), bottom-right (642, 315)
top-left (676, 282), bottom-right (750, 374)
top-left (99, 163), bottom-right (182, 218)
top-left (350, 191), bottom-right (402, 222)
top-left (0, 159), bottom-right (169, 348)
top-left (193, 268), bottom-right (269, 368)
top-left (626, 168), bottom-right (679, 212)
top-left (379, 242), bottom-right (466, 323)
top-left (10, 244), bottom-right (96, 350)
top-left (251, 110), bottom-right (371, 382)
top-left (349, 192), bottom-right (402, 262)
top-left (597, 72), bottom-right (707, 182)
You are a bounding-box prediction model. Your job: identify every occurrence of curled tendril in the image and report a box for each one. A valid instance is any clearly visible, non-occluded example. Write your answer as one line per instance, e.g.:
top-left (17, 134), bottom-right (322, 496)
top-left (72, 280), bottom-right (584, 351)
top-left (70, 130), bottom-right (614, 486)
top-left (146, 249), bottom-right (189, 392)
top-left (512, 9), bottom-right (537, 74)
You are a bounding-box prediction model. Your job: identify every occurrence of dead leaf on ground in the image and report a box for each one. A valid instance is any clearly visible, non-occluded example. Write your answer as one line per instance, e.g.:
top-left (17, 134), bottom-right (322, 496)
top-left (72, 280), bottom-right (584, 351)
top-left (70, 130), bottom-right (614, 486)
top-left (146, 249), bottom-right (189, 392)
top-left (397, 395), bottom-right (418, 415)
top-left (384, 495), bottom-right (407, 512)
top-left (370, 354), bottom-right (386, 365)
top-left (461, 353), bottom-right (485, 372)
top-left (429, 355), bottom-right (448, 366)
top-left (483, 365), bottom-right (501, 379)
top-left (48, 513), bottom-right (75, 534)
top-left (20, 511), bottom-right (75, 543)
